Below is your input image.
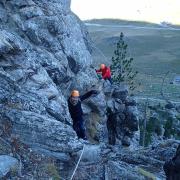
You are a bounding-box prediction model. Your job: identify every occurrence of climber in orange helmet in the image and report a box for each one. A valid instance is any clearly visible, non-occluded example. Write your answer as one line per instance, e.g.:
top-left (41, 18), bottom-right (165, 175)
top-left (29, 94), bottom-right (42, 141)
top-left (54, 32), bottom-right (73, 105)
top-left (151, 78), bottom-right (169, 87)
top-left (96, 64), bottom-right (113, 84)
top-left (68, 89), bottom-right (98, 140)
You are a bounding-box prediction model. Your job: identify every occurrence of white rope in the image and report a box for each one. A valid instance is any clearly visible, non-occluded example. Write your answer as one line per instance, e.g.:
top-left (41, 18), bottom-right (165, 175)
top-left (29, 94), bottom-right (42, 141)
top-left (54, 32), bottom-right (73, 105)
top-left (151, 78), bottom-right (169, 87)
top-left (70, 144), bottom-right (86, 180)
top-left (91, 44), bottom-right (109, 62)
top-left (91, 33), bottom-right (134, 63)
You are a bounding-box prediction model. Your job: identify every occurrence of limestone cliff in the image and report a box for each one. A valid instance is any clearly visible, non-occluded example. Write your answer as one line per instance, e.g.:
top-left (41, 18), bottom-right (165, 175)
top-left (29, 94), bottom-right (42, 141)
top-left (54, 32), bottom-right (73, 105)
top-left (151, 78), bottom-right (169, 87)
top-left (0, 0), bottom-right (97, 153)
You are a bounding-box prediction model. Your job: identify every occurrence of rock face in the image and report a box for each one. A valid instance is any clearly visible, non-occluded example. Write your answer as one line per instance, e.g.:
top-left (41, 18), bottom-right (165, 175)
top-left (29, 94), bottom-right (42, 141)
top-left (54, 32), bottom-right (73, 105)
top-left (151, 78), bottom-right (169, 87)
top-left (0, 0), bottom-right (141, 179)
top-left (0, 155), bottom-right (18, 178)
top-left (0, 0), bottom-right (140, 151)
top-left (104, 83), bottom-right (139, 146)
top-left (72, 140), bottom-right (180, 180)
top-left (0, 0), bottom-right (98, 153)
top-left (163, 144), bottom-right (180, 180)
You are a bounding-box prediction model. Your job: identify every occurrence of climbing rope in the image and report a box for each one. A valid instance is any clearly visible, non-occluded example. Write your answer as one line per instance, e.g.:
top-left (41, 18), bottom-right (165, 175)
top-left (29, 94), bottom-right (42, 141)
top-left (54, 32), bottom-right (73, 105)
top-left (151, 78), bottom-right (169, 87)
top-left (91, 43), bottom-right (109, 62)
top-left (91, 33), bottom-right (135, 64)
top-left (70, 144), bottom-right (86, 180)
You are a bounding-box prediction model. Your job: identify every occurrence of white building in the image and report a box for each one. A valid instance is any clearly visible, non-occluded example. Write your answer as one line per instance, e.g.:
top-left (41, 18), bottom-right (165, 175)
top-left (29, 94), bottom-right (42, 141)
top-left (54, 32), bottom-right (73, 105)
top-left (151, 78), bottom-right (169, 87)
top-left (173, 76), bottom-right (180, 85)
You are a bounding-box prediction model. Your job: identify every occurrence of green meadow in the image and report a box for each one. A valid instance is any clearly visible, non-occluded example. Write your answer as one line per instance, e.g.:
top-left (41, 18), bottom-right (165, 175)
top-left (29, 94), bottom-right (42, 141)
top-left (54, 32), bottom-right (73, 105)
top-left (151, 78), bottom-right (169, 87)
top-left (87, 19), bottom-right (180, 101)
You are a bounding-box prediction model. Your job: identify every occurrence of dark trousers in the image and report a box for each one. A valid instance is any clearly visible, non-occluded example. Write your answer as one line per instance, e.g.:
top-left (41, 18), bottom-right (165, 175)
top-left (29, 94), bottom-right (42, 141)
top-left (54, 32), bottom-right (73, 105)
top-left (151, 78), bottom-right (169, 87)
top-left (163, 160), bottom-right (180, 180)
top-left (105, 77), bottom-right (113, 84)
top-left (107, 117), bottom-right (116, 145)
top-left (72, 117), bottom-right (86, 139)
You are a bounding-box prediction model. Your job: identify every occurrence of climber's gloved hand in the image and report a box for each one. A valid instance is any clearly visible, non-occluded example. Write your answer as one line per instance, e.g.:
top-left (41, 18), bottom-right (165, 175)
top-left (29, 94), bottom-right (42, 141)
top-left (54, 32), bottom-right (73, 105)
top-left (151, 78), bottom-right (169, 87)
top-left (91, 90), bottom-right (99, 95)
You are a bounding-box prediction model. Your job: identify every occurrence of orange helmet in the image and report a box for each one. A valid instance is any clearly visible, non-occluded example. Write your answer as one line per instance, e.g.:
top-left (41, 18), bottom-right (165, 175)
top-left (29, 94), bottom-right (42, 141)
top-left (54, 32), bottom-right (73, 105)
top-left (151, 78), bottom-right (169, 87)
top-left (100, 64), bottom-right (105, 69)
top-left (71, 90), bottom-right (80, 97)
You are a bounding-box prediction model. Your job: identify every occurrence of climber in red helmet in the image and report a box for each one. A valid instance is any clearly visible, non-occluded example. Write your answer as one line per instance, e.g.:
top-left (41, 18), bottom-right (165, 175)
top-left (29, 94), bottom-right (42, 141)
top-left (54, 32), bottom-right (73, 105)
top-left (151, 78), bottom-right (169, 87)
top-left (96, 64), bottom-right (112, 84)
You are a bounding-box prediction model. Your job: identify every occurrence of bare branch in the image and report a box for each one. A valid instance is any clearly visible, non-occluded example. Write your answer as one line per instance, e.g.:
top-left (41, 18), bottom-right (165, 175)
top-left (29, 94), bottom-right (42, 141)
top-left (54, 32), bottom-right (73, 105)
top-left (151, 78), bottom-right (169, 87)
top-left (160, 71), bottom-right (171, 104)
top-left (142, 98), bottom-right (149, 147)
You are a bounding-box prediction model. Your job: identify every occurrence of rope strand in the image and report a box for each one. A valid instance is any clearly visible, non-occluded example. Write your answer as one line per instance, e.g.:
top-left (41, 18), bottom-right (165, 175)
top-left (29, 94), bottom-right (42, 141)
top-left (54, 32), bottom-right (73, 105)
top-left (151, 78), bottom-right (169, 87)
top-left (70, 144), bottom-right (86, 180)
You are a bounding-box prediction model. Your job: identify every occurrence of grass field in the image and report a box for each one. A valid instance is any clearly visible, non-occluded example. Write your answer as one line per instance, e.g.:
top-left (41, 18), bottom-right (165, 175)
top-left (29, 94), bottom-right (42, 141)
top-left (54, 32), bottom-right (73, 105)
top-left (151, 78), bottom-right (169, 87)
top-left (86, 19), bottom-right (180, 101)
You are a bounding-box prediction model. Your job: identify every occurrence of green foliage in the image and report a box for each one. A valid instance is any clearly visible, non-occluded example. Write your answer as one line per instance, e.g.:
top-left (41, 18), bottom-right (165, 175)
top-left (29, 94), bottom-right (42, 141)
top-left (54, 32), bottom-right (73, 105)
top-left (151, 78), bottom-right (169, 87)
top-left (97, 73), bottom-right (102, 80)
top-left (143, 116), bottom-right (162, 146)
top-left (140, 103), bottom-right (180, 146)
top-left (88, 112), bottom-right (101, 143)
top-left (138, 167), bottom-right (157, 180)
top-left (176, 114), bottom-right (180, 121)
top-left (144, 131), bottom-right (152, 147)
top-left (164, 117), bottom-right (174, 138)
top-left (111, 32), bottom-right (138, 90)
top-left (45, 164), bottom-right (60, 180)
top-left (9, 166), bottom-right (18, 177)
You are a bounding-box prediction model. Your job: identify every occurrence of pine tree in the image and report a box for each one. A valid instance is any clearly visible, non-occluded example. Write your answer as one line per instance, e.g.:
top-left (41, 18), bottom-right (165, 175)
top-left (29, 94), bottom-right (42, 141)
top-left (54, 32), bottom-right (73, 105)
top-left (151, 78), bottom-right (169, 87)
top-left (111, 32), bottom-right (138, 90)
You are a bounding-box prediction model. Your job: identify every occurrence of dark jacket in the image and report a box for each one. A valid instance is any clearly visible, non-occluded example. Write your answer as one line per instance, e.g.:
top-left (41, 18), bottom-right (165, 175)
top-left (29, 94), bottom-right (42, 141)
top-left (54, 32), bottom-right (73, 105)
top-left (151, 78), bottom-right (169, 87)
top-left (164, 144), bottom-right (180, 180)
top-left (68, 90), bottom-right (97, 121)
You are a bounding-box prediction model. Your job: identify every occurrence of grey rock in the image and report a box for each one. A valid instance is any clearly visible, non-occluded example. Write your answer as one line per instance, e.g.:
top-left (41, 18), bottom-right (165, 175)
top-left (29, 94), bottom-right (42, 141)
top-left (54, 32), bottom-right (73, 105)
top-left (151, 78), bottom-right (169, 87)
top-left (74, 140), bottom-right (178, 180)
top-left (125, 97), bottom-right (137, 106)
top-left (106, 161), bottom-right (144, 180)
top-left (8, 0), bottom-right (35, 7)
top-left (20, 6), bottom-right (44, 20)
top-left (0, 0), bottom-right (100, 154)
top-left (122, 136), bottom-right (131, 146)
top-left (176, 105), bottom-right (180, 113)
top-left (106, 99), bottom-right (115, 111)
top-left (114, 101), bottom-right (125, 113)
top-left (3, 109), bottom-right (82, 153)
top-left (165, 102), bottom-right (175, 109)
top-left (105, 83), bottom-right (139, 146)
top-left (31, 147), bottom-right (71, 162)
top-left (125, 114), bottom-right (139, 132)
top-left (0, 1), bottom-right (146, 179)
top-left (70, 69), bottom-right (97, 91)
top-left (81, 145), bottom-right (101, 163)
top-left (0, 6), bottom-right (8, 23)
top-left (86, 92), bottom-right (106, 116)
top-left (0, 155), bottom-right (18, 178)
top-left (0, 30), bottom-right (24, 55)
top-left (126, 105), bottom-right (139, 117)
top-left (25, 23), bottom-right (42, 45)
top-left (103, 81), bottom-right (113, 96)
top-left (106, 98), bottom-right (124, 113)
top-left (112, 85), bottom-right (129, 102)
top-left (82, 104), bottom-right (92, 115)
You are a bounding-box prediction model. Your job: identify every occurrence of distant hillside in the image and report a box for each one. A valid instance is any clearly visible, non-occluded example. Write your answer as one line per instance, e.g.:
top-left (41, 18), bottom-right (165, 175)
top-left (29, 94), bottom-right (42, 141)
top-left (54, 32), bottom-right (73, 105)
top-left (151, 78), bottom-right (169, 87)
top-left (86, 18), bottom-right (180, 101)
top-left (85, 18), bottom-right (162, 27)
top-left (84, 18), bottom-right (180, 29)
